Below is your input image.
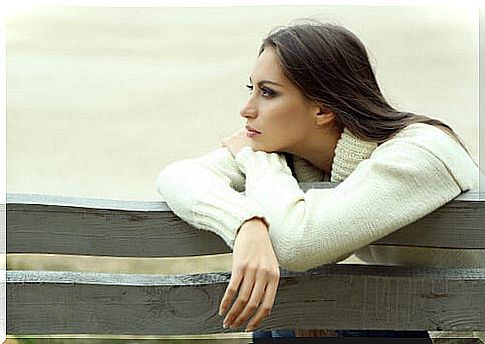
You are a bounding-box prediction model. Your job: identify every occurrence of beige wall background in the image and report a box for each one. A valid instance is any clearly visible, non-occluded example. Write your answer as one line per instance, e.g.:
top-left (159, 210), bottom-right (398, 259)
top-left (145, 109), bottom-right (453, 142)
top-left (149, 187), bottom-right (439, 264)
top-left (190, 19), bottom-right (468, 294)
top-left (7, 5), bottom-right (479, 202)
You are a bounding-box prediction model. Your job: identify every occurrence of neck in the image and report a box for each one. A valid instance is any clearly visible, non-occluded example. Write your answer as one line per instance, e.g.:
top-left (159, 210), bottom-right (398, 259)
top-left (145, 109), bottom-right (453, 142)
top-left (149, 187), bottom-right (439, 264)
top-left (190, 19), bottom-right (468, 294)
top-left (285, 125), bottom-right (344, 175)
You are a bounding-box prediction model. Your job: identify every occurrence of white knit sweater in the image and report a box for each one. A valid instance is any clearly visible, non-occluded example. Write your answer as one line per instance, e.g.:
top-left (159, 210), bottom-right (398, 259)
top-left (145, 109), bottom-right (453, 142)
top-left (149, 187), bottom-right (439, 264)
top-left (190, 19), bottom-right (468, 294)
top-left (156, 123), bottom-right (481, 272)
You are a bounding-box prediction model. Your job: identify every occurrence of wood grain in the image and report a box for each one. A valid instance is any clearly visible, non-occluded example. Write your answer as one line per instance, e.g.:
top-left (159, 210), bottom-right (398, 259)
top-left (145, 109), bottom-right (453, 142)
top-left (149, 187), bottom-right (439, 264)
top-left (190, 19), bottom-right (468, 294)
top-left (7, 264), bottom-right (485, 335)
top-left (6, 186), bottom-right (485, 257)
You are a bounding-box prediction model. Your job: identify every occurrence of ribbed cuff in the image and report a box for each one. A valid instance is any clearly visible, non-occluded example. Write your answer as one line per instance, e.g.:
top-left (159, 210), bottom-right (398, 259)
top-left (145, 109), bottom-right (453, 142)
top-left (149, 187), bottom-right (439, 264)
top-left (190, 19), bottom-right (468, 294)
top-left (236, 216), bottom-right (270, 236)
top-left (191, 188), bottom-right (269, 250)
top-left (234, 147), bottom-right (292, 177)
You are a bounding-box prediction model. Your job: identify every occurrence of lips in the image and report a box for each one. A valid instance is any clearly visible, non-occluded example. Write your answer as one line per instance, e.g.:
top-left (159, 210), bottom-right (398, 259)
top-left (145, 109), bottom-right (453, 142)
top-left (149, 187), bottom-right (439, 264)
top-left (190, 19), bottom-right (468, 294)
top-left (245, 125), bottom-right (261, 133)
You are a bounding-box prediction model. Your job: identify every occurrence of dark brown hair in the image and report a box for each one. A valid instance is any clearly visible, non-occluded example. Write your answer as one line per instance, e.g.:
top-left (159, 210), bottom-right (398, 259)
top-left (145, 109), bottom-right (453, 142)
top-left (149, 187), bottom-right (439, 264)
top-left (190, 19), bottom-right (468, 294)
top-left (259, 19), bottom-right (475, 162)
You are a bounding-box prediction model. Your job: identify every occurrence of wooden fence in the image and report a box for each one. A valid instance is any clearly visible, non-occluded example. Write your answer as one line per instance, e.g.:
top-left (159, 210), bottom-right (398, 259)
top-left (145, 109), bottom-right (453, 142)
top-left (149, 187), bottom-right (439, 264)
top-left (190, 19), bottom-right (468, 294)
top-left (6, 182), bottom-right (485, 336)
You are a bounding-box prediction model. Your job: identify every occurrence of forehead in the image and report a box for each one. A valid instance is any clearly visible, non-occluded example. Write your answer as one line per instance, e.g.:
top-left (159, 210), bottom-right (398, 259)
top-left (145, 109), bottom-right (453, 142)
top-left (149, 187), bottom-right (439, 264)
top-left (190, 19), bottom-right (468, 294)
top-left (251, 47), bottom-right (286, 82)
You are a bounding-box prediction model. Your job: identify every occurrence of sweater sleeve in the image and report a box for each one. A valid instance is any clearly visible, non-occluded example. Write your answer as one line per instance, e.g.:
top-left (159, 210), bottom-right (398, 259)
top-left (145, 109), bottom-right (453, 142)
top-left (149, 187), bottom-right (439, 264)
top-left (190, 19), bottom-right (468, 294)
top-left (234, 140), bottom-right (464, 272)
top-left (155, 146), bottom-right (269, 250)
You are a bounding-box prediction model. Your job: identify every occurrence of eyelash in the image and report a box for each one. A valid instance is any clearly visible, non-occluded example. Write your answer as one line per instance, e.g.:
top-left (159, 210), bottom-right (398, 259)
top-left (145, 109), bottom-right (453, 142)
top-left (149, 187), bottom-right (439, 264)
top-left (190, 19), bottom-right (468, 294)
top-left (245, 84), bottom-right (275, 97)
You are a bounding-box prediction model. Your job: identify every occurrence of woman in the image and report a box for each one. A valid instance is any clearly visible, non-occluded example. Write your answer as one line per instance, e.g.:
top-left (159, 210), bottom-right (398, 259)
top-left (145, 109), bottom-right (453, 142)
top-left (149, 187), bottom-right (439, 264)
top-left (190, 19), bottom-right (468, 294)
top-left (156, 20), bottom-right (480, 341)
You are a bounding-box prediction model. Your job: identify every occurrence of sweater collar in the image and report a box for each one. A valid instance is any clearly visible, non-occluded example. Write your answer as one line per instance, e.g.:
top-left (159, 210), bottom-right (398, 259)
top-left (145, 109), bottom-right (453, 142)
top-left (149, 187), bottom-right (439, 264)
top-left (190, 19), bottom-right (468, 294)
top-left (292, 127), bottom-right (377, 183)
top-left (330, 127), bottom-right (378, 182)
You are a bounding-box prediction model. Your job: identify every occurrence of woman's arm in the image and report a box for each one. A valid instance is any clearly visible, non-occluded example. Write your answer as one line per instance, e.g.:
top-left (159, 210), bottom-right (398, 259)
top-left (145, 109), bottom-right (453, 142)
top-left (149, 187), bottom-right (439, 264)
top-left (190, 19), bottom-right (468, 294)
top-left (156, 146), bottom-right (269, 249)
top-left (233, 127), bottom-right (478, 272)
top-left (157, 145), bottom-right (279, 332)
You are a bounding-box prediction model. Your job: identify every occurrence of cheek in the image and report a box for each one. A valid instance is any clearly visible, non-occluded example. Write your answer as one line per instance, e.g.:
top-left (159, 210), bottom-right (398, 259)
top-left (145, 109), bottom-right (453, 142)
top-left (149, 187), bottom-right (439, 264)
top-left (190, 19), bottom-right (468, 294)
top-left (268, 114), bottom-right (307, 149)
top-left (256, 100), bottom-right (309, 149)
top-left (280, 107), bottom-right (310, 135)
top-left (283, 123), bottom-right (307, 147)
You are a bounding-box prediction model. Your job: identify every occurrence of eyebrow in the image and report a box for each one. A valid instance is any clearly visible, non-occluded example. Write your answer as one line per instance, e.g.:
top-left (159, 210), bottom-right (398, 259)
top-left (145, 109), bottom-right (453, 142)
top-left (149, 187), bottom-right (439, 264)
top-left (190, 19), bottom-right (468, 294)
top-left (249, 76), bottom-right (284, 87)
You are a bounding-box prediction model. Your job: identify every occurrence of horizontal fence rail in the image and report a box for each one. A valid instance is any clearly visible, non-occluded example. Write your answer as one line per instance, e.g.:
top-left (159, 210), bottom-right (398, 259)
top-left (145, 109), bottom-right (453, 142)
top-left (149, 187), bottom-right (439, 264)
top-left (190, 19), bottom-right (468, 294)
top-left (7, 264), bottom-right (485, 335)
top-left (6, 186), bottom-right (485, 335)
top-left (6, 185), bottom-right (485, 257)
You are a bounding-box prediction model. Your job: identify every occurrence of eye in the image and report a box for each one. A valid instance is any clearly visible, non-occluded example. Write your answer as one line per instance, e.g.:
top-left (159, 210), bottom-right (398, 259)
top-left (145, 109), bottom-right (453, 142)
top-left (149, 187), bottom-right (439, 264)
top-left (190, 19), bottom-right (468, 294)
top-left (245, 84), bottom-right (275, 97)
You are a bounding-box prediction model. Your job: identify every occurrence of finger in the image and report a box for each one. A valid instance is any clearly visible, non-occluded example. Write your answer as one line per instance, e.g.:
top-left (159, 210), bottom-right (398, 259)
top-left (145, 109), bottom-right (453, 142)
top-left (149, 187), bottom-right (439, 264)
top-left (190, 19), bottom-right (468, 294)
top-left (219, 269), bottom-right (243, 316)
top-left (246, 275), bottom-right (279, 331)
top-left (230, 274), bottom-right (267, 329)
top-left (223, 270), bottom-right (255, 327)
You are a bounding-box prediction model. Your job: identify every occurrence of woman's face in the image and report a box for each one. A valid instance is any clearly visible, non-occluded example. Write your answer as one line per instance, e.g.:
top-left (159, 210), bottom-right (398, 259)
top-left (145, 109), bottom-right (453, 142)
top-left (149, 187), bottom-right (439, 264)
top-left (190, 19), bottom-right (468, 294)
top-left (239, 46), bottom-right (319, 154)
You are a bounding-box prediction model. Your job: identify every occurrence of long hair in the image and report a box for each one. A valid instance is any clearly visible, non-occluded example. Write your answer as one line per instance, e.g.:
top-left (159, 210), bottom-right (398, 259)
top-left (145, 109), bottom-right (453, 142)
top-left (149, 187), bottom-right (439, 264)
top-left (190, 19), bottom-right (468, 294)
top-left (259, 19), bottom-right (475, 162)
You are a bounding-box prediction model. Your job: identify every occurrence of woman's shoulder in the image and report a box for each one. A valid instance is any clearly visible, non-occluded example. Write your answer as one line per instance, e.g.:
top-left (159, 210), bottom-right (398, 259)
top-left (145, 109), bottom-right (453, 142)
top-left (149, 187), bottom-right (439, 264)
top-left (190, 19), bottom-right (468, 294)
top-left (375, 122), bottom-right (479, 191)
top-left (391, 122), bottom-right (456, 141)
top-left (379, 122), bottom-right (468, 156)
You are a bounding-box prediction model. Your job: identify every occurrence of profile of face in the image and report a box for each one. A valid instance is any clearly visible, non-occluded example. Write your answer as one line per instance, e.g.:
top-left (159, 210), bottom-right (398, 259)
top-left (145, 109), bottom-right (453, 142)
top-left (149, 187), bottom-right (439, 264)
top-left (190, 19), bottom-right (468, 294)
top-left (239, 46), bottom-right (334, 155)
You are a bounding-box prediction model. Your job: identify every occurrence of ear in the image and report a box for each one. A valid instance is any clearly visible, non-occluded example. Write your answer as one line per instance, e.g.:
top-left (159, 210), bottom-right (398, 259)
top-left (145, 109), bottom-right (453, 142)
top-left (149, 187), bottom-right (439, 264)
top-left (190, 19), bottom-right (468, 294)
top-left (314, 105), bottom-right (336, 127)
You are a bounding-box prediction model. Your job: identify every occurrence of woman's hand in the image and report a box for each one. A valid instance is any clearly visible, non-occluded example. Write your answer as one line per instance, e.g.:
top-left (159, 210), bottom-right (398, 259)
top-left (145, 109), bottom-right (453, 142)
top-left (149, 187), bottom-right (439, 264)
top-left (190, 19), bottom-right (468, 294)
top-left (221, 127), bottom-right (253, 158)
top-left (219, 217), bottom-right (280, 332)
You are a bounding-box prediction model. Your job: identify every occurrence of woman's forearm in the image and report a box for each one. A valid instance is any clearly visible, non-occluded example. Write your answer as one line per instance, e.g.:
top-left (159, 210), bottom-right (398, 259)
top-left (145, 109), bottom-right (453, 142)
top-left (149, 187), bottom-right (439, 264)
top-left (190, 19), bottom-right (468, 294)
top-left (156, 148), bottom-right (269, 250)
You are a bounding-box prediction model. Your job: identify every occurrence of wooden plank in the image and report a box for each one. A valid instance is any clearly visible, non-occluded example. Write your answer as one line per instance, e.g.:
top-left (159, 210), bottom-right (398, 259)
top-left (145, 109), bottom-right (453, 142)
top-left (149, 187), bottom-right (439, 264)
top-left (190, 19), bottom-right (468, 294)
top-left (7, 187), bottom-right (485, 257)
top-left (7, 264), bottom-right (485, 335)
top-left (6, 195), bottom-right (231, 257)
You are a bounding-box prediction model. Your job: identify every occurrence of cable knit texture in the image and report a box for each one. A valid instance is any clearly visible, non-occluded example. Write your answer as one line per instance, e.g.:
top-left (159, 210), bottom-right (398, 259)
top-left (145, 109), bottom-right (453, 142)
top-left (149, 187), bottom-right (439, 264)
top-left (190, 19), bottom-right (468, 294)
top-left (157, 123), bottom-right (481, 271)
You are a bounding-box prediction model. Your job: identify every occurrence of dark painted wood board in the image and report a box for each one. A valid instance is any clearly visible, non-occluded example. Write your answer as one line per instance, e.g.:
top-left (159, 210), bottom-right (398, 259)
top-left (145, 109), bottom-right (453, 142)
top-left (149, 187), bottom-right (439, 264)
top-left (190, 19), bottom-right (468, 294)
top-left (7, 264), bottom-right (485, 335)
top-left (6, 187), bottom-right (485, 256)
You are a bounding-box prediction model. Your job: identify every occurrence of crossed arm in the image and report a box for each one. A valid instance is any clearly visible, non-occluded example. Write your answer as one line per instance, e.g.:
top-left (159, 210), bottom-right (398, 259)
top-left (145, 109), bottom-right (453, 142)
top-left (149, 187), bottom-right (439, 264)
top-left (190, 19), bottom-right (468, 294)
top-left (157, 135), bottom-right (467, 331)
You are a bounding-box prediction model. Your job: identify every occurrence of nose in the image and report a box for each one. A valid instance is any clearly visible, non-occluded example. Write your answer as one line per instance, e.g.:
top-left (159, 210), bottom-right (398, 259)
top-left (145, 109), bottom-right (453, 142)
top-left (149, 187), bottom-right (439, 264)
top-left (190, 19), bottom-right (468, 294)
top-left (239, 97), bottom-right (257, 119)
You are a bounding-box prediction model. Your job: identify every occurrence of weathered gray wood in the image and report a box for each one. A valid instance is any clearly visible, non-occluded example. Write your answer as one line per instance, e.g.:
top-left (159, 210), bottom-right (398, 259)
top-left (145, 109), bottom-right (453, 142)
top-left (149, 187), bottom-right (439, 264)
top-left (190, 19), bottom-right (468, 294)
top-left (7, 187), bottom-right (485, 256)
top-left (7, 264), bottom-right (485, 335)
top-left (6, 194), bottom-right (231, 257)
